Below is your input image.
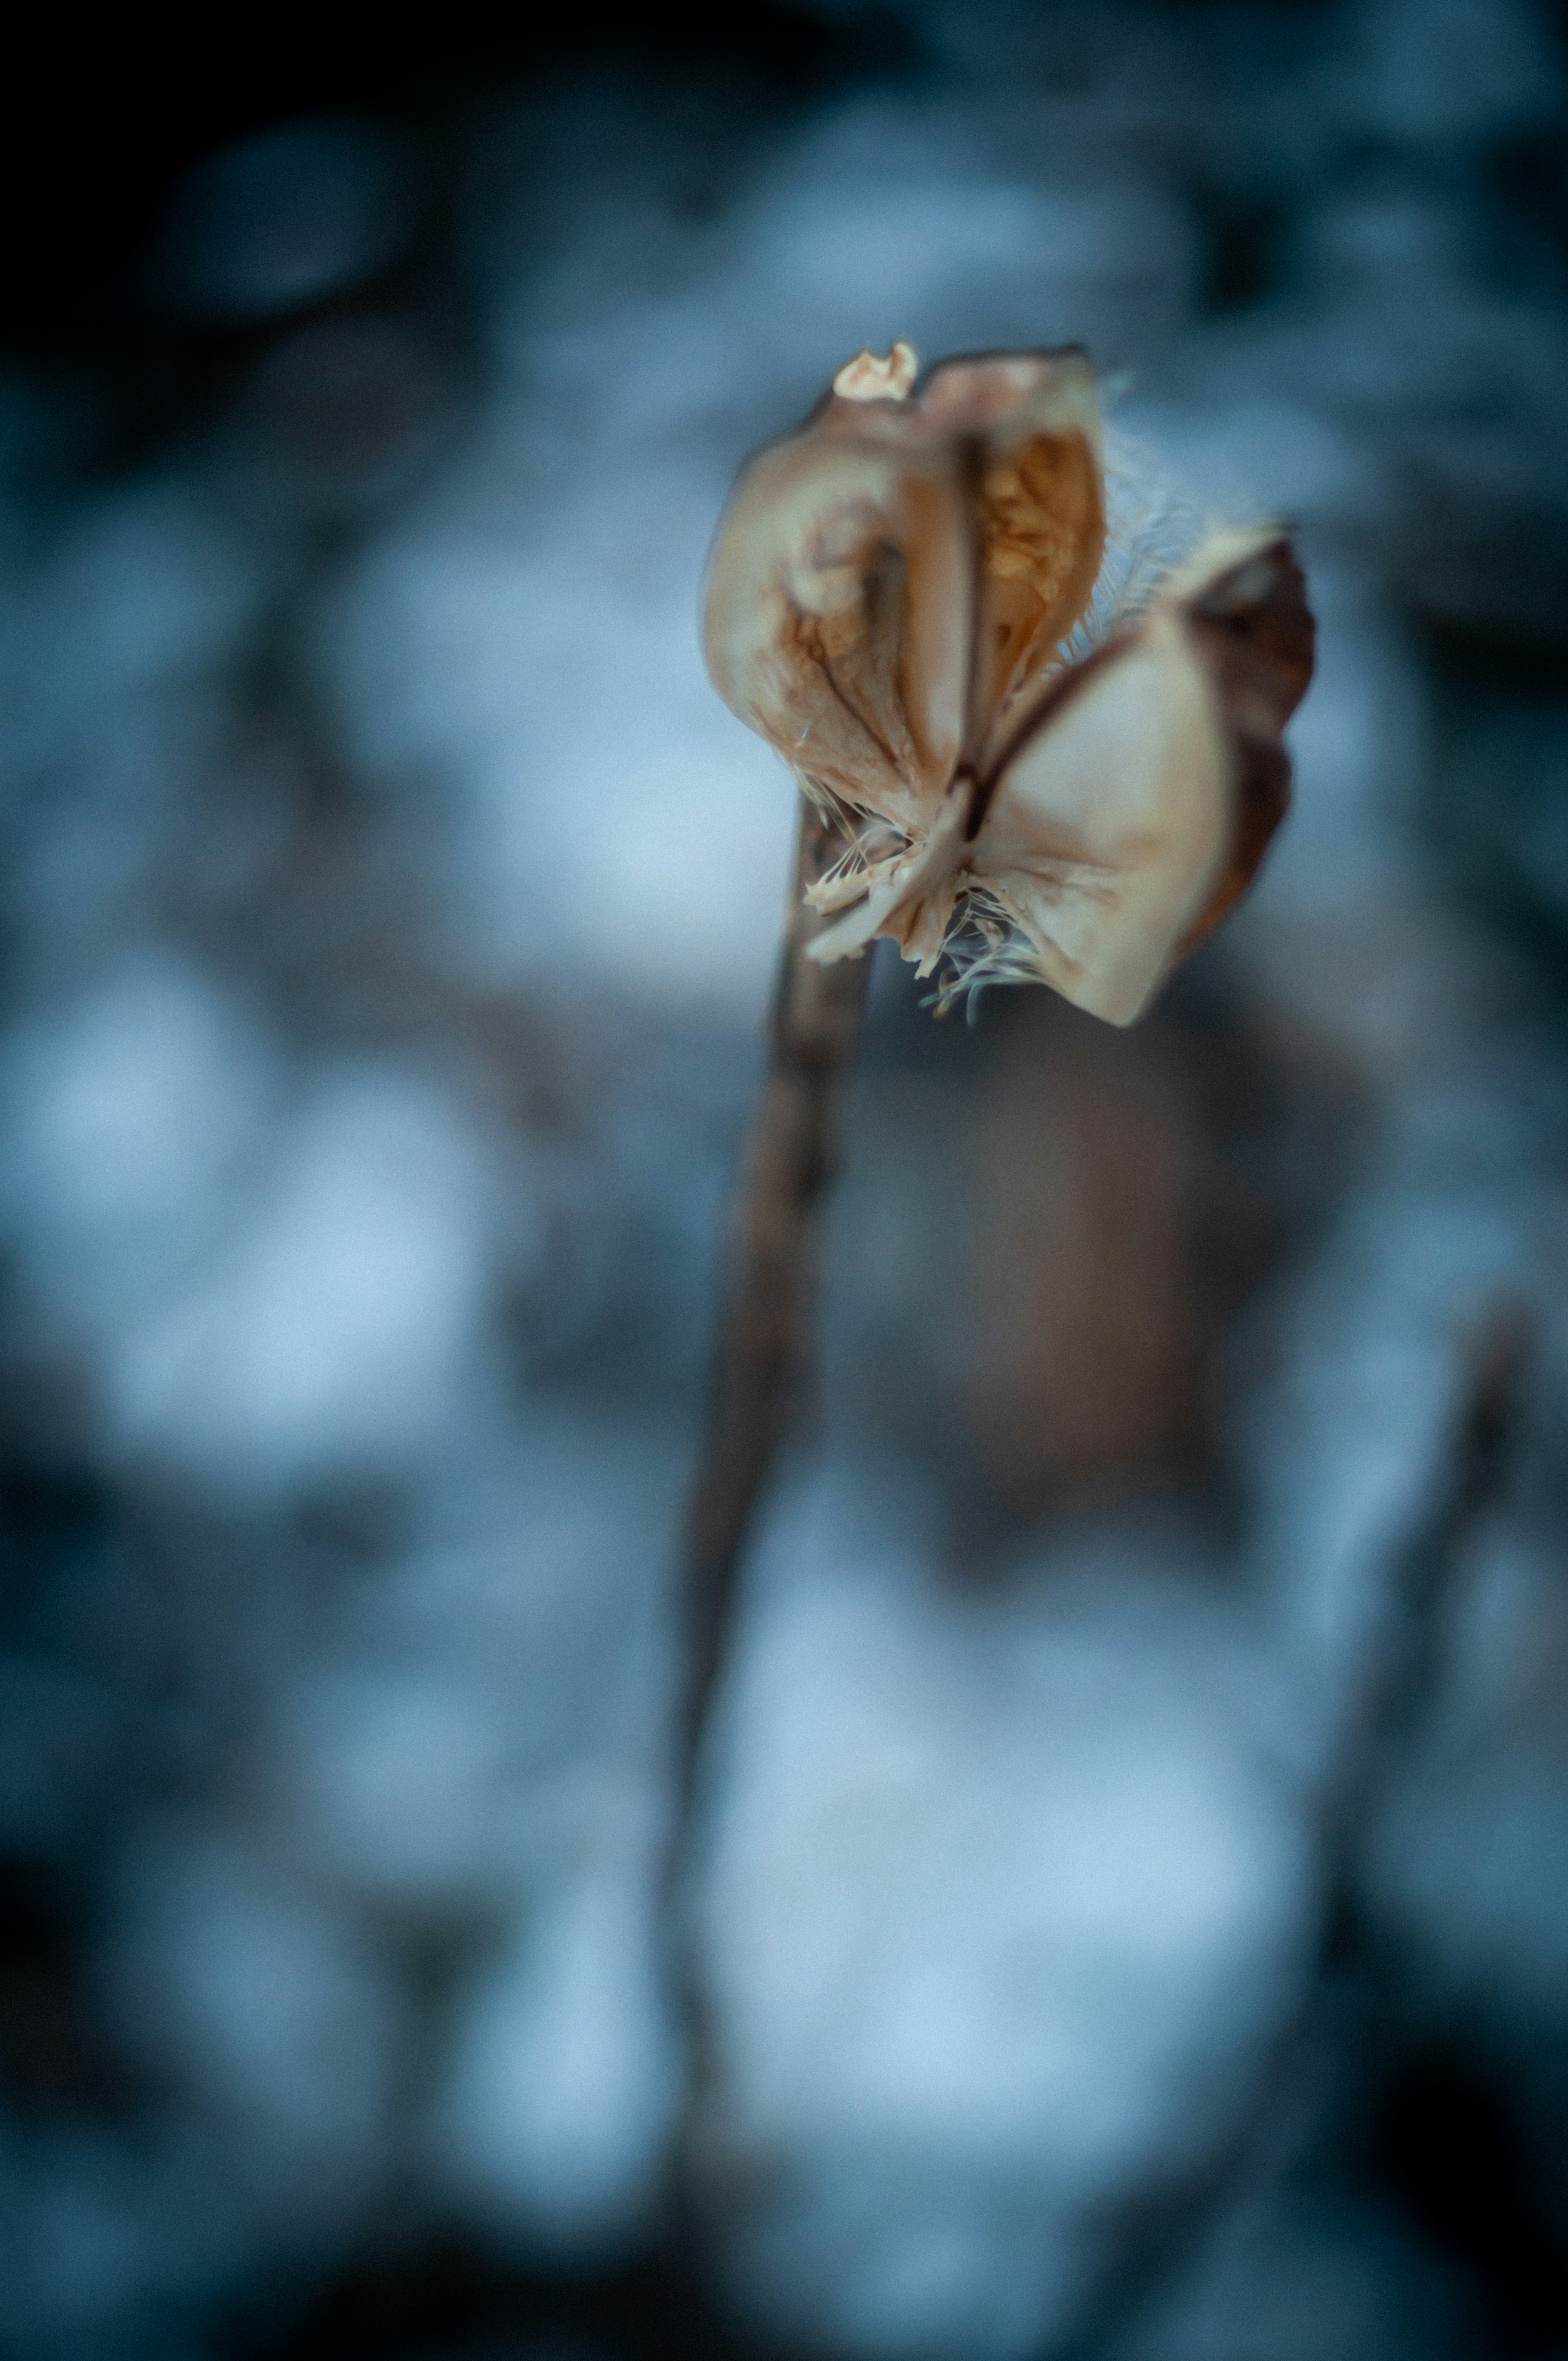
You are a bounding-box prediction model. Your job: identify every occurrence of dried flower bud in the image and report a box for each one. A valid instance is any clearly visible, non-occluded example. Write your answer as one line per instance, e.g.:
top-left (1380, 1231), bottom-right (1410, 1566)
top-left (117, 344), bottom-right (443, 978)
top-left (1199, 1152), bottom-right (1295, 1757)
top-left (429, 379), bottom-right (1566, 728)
top-left (703, 344), bottom-right (1314, 1024)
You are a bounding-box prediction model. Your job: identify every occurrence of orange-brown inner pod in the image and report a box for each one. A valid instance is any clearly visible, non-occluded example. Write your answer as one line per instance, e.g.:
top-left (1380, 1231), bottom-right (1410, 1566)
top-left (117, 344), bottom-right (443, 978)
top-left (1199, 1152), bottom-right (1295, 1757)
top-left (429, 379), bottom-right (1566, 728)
top-left (976, 428), bottom-right (1104, 744)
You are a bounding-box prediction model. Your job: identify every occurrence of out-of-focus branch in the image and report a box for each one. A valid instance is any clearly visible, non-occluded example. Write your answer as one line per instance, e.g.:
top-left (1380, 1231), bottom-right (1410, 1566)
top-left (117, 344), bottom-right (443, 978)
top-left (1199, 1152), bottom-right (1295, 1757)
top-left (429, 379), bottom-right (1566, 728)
top-left (673, 797), bottom-right (872, 1835)
top-left (1057, 1304), bottom-right (1533, 2360)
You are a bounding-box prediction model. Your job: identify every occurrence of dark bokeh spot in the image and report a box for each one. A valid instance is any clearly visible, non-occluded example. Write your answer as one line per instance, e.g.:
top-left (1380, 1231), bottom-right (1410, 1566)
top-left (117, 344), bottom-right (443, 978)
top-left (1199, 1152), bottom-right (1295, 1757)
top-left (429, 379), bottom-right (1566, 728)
top-left (1371, 2044), bottom-right (1568, 2354)
top-left (0, 1855), bottom-right (126, 2114)
top-left (1192, 184), bottom-right (1290, 314)
top-left (1, 0), bottom-right (918, 337)
top-left (1421, 653), bottom-right (1568, 992)
top-left (222, 2237), bottom-right (746, 2361)
top-left (0, 1460), bottom-right (118, 1640)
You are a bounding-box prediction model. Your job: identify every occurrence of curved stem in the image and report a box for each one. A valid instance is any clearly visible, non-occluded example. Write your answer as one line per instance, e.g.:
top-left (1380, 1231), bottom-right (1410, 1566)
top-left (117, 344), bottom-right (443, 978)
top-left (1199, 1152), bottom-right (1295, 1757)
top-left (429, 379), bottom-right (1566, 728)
top-left (673, 797), bottom-right (873, 1832)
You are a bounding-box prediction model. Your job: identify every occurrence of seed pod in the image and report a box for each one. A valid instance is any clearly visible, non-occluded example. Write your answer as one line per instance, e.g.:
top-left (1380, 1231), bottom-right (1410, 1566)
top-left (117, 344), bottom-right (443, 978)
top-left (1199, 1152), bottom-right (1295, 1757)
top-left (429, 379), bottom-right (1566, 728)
top-left (703, 343), bottom-right (1314, 1025)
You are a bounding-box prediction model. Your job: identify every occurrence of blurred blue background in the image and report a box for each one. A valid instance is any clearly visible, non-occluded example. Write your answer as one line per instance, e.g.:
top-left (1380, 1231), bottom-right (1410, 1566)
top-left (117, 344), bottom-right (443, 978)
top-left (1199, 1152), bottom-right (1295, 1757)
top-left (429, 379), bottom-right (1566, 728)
top-left (2, 2), bottom-right (1568, 2355)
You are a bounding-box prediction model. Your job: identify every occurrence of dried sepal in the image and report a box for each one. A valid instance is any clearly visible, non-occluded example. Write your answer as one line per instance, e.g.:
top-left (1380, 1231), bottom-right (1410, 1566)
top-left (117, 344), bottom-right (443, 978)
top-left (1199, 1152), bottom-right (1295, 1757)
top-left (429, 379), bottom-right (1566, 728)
top-left (1166, 531), bottom-right (1314, 960)
top-left (702, 344), bottom-right (1314, 1025)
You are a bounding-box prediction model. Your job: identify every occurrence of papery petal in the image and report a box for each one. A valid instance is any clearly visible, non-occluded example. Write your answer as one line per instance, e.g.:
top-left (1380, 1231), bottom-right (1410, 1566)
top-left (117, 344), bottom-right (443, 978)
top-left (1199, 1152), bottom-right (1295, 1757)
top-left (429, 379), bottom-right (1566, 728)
top-left (1161, 531), bottom-right (1314, 957)
top-left (702, 428), bottom-right (973, 837)
top-left (969, 526), bottom-right (1312, 1024)
top-left (971, 602), bottom-right (1231, 1025)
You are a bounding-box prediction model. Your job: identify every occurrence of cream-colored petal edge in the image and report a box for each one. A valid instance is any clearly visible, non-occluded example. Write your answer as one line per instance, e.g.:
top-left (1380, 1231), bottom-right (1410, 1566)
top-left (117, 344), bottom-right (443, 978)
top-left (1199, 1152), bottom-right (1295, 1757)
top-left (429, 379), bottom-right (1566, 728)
top-left (702, 435), bottom-right (970, 837)
top-left (971, 607), bottom-right (1234, 1024)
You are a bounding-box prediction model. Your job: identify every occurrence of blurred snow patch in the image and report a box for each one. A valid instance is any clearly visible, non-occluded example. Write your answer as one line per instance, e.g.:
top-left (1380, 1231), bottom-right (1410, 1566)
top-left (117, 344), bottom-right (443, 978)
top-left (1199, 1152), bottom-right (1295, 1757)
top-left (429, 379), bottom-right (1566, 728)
top-left (694, 1479), bottom-right (1313, 2361)
top-left (276, 1666), bottom-right (528, 1905)
top-left (321, 480), bottom-right (793, 1009)
top-left (0, 950), bottom-right (277, 1334)
top-left (100, 1824), bottom-right (398, 2230)
top-left (730, 126), bottom-right (1195, 384)
top-left (6, 479), bottom-right (275, 771)
top-left (499, 93), bottom-right (1196, 421)
top-left (106, 1063), bottom-right (499, 1491)
top-left (432, 1833), bottom-right (680, 2260)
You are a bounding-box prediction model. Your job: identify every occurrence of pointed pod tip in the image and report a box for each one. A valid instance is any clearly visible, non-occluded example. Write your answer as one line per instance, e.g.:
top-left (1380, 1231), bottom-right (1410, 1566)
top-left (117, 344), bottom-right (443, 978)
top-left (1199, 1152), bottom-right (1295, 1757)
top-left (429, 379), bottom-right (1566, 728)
top-left (833, 341), bottom-right (918, 403)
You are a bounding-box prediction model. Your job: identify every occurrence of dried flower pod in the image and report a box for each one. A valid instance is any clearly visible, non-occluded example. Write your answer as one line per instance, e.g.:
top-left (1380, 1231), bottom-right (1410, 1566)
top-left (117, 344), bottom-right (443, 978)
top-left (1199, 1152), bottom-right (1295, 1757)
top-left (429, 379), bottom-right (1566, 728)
top-left (703, 343), bottom-right (1314, 1024)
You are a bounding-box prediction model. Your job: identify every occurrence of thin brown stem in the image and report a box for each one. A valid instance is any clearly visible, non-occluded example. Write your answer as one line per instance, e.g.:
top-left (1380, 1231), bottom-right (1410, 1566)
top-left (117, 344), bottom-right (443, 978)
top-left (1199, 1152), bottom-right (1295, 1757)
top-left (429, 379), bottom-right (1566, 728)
top-left (673, 796), bottom-right (873, 1831)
